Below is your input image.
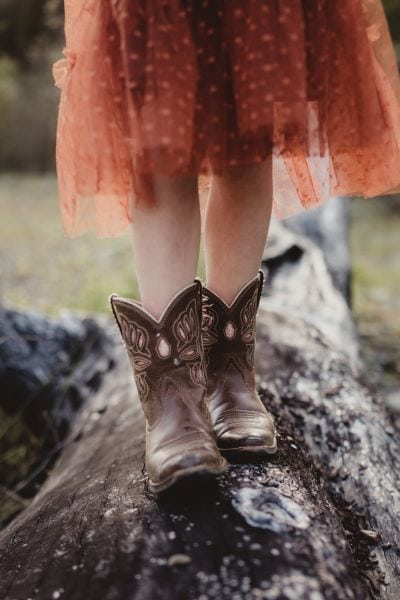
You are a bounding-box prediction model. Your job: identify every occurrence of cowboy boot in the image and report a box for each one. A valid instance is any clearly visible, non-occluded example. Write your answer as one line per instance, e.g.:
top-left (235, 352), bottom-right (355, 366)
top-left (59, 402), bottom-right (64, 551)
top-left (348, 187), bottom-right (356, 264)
top-left (201, 269), bottom-right (277, 455)
top-left (109, 278), bottom-right (228, 493)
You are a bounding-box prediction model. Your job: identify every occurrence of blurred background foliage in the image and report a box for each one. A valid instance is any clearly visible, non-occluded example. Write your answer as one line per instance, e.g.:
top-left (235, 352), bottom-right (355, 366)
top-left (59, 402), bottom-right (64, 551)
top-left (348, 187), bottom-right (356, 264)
top-left (0, 0), bottom-right (63, 170)
top-left (0, 0), bottom-right (399, 528)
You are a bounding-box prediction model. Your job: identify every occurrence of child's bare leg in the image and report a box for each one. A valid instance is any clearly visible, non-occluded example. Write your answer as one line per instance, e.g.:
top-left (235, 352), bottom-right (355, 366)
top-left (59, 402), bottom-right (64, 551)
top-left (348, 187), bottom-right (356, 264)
top-left (130, 171), bottom-right (201, 320)
top-left (204, 156), bottom-right (273, 301)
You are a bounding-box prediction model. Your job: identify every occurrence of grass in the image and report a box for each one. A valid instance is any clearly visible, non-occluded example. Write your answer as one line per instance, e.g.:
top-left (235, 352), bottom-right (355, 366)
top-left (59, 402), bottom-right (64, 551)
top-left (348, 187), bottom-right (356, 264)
top-left (0, 172), bottom-right (139, 315)
top-left (0, 172), bottom-right (209, 316)
top-left (349, 194), bottom-right (400, 411)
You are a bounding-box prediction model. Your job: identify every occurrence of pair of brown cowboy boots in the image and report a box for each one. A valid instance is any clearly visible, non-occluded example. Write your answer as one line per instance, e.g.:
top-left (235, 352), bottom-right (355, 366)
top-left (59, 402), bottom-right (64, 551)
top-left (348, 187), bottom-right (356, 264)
top-left (109, 269), bottom-right (277, 493)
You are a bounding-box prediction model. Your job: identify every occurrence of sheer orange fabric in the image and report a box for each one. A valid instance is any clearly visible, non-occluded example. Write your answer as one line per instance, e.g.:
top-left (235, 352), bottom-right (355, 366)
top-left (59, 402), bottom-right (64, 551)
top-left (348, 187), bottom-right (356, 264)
top-left (52, 0), bottom-right (400, 238)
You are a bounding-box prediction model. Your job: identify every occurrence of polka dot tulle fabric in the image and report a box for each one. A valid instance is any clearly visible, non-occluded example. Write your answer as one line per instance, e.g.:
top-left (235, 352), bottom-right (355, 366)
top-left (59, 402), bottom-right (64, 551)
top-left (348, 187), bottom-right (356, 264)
top-left (52, 0), bottom-right (400, 238)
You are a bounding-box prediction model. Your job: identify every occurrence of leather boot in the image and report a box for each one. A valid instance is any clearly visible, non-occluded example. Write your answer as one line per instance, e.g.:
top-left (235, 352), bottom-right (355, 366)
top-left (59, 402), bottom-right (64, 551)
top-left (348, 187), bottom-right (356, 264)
top-left (109, 278), bottom-right (228, 493)
top-left (201, 269), bottom-right (277, 455)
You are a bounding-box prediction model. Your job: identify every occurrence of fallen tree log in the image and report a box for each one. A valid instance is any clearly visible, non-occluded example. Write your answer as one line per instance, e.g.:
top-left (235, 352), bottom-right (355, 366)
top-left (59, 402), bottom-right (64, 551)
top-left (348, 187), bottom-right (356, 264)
top-left (0, 197), bottom-right (399, 599)
top-left (258, 206), bottom-right (400, 596)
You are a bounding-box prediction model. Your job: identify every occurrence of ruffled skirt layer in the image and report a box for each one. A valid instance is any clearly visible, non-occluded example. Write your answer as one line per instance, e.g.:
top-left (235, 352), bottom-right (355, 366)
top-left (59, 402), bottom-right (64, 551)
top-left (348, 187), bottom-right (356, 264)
top-left (52, 0), bottom-right (400, 238)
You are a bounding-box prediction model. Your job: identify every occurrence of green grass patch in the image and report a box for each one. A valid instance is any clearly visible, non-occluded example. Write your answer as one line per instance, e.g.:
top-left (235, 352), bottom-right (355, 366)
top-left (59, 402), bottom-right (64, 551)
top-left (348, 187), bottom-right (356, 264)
top-left (0, 172), bottom-right (208, 315)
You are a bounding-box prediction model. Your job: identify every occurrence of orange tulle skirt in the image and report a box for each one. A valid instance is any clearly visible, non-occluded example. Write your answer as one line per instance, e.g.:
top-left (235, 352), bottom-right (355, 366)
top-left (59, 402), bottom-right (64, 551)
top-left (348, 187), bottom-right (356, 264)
top-left (52, 0), bottom-right (400, 238)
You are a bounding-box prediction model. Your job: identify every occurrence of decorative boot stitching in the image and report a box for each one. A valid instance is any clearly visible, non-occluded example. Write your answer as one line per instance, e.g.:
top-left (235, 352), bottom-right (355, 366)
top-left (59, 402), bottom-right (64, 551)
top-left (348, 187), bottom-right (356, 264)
top-left (172, 295), bottom-right (207, 388)
top-left (201, 298), bottom-right (219, 369)
top-left (202, 276), bottom-right (262, 369)
top-left (111, 285), bottom-right (208, 424)
top-left (239, 285), bottom-right (259, 367)
top-left (116, 312), bottom-right (152, 402)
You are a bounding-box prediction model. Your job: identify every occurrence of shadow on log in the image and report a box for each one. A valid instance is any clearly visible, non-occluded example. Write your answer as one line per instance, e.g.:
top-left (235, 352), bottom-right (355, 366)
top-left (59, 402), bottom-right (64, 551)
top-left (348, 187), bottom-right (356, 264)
top-left (0, 198), bottom-right (399, 600)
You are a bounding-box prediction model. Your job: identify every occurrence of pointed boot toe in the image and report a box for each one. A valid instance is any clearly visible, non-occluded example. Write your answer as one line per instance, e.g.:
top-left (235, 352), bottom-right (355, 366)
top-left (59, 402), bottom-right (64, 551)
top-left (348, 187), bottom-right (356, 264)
top-left (215, 410), bottom-right (277, 453)
top-left (149, 439), bottom-right (228, 493)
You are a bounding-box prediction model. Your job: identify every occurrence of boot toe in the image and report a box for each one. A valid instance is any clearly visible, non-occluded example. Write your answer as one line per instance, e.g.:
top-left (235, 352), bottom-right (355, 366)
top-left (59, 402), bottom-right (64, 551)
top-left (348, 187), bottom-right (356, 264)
top-left (149, 444), bottom-right (227, 492)
top-left (216, 413), bottom-right (277, 453)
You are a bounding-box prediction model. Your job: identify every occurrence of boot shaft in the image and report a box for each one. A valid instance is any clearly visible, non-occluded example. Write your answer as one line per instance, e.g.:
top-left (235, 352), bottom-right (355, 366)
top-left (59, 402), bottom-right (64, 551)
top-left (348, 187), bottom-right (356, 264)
top-left (201, 269), bottom-right (265, 375)
top-left (109, 278), bottom-right (208, 424)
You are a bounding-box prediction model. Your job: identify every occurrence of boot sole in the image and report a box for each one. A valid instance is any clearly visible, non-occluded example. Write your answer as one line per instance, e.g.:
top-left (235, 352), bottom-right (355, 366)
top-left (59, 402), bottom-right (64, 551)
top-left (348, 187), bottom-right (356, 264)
top-left (148, 459), bottom-right (228, 494)
top-left (218, 438), bottom-right (278, 456)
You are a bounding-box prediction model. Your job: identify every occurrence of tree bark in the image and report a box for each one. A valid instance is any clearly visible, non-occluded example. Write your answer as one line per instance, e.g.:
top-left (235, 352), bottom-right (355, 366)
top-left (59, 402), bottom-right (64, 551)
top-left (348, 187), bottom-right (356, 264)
top-left (0, 198), bottom-right (399, 600)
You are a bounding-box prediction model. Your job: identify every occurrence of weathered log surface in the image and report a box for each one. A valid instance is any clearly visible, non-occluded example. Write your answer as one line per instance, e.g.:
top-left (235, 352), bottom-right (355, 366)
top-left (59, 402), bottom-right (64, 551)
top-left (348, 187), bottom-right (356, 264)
top-left (0, 198), bottom-right (399, 600)
top-left (259, 208), bottom-right (400, 595)
top-left (283, 196), bottom-right (352, 303)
